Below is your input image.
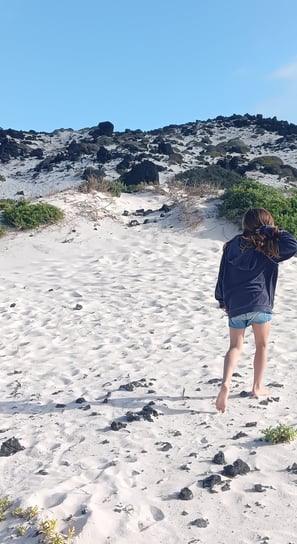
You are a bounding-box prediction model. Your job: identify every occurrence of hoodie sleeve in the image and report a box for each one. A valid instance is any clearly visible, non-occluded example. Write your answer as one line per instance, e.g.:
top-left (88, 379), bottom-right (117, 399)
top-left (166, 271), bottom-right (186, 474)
top-left (215, 248), bottom-right (227, 308)
top-left (277, 230), bottom-right (297, 262)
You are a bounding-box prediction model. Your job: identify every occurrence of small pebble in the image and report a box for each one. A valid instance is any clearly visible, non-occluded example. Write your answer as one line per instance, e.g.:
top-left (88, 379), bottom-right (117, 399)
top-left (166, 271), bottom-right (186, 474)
top-left (178, 487), bottom-right (193, 500)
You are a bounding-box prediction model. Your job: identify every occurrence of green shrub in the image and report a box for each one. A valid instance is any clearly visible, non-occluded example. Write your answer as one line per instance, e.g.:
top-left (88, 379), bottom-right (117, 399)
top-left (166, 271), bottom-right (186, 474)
top-left (262, 423), bottom-right (297, 444)
top-left (246, 156), bottom-right (297, 179)
top-left (0, 199), bottom-right (15, 211)
top-left (108, 180), bottom-right (126, 197)
top-left (3, 200), bottom-right (64, 230)
top-left (203, 146), bottom-right (225, 158)
top-left (78, 175), bottom-right (125, 197)
top-left (0, 175), bottom-right (6, 182)
top-left (0, 226), bottom-right (7, 237)
top-left (247, 155), bottom-right (283, 175)
top-left (78, 174), bottom-right (104, 193)
top-left (175, 164), bottom-right (245, 189)
top-left (168, 153), bottom-right (183, 164)
top-left (121, 184), bottom-right (143, 193)
top-left (210, 138), bottom-right (249, 155)
top-left (0, 496), bottom-right (12, 521)
top-left (219, 180), bottom-right (297, 236)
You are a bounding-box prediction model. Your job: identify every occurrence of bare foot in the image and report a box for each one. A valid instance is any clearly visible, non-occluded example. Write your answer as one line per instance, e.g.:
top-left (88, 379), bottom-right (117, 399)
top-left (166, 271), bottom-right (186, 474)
top-left (250, 387), bottom-right (272, 398)
top-left (216, 384), bottom-right (229, 413)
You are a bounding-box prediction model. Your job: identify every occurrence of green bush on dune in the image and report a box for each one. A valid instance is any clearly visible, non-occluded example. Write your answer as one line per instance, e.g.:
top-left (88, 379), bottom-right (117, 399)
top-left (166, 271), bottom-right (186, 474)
top-left (262, 423), bottom-right (297, 444)
top-left (78, 174), bottom-right (142, 196)
top-left (0, 496), bottom-right (75, 542)
top-left (78, 175), bottom-right (126, 197)
top-left (0, 198), bottom-right (15, 211)
top-left (2, 200), bottom-right (64, 230)
top-left (219, 180), bottom-right (297, 237)
top-left (175, 164), bottom-right (245, 188)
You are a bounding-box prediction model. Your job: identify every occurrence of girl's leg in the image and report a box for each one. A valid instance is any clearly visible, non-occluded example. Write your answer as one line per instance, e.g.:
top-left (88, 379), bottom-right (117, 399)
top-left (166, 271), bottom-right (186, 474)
top-left (216, 327), bottom-right (245, 412)
top-left (251, 322), bottom-right (271, 396)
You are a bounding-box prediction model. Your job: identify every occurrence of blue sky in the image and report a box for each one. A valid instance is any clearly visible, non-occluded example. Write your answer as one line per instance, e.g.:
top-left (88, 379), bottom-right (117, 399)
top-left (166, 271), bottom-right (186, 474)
top-left (1, 0), bottom-right (297, 132)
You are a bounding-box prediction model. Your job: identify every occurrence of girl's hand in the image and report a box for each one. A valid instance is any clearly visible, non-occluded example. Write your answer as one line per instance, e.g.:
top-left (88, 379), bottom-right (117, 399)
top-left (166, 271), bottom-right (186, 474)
top-left (257, 225), bottom-right (280, 237)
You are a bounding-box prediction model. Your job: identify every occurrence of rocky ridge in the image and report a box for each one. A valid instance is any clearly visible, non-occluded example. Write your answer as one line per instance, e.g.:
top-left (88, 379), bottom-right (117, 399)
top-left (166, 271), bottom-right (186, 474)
top-left (0, 114), bottom-right (297, 199)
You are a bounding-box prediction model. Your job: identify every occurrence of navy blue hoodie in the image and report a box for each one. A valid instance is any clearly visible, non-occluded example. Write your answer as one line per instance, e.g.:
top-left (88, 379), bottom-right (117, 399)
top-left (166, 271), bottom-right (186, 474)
top-left (215, 228), bottom-right (297, 318)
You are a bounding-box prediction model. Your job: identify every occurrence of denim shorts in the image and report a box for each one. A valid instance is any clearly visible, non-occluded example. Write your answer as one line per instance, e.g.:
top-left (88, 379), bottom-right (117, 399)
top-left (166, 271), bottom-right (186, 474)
top-left (229, 311), bottom-right (272, 329)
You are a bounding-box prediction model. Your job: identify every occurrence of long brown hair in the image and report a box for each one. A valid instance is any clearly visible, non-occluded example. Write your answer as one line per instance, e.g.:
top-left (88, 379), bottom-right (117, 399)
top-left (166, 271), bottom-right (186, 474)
top-left (241, 208), bottom-right (280, 258)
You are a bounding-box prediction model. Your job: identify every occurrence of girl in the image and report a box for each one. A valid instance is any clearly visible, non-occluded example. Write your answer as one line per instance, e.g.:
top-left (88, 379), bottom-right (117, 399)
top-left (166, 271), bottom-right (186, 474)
top-left (215, 207), bottom-right (297, 412)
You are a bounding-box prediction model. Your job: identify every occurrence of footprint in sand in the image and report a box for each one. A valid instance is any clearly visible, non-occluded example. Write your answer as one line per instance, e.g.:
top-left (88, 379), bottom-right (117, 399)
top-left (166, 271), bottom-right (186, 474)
top-left (150, 505), bottom-right (165, 521)
top-left (43, 492), bottom-right (68, 508)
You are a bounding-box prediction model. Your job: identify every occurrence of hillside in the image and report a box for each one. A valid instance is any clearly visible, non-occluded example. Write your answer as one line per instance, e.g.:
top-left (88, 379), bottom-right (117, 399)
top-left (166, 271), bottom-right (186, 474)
top-left (1, 114), bottom-right (297, 200)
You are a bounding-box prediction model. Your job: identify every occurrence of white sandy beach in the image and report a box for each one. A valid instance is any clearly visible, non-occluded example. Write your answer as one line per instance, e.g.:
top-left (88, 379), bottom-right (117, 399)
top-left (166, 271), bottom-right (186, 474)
top-left (1, 190), bottom-right (297, 544)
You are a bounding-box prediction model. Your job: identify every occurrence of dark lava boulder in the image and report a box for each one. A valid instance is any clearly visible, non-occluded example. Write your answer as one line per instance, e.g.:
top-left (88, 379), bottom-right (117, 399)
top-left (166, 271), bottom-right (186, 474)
top-left (178, 487), bottom-right (193, 500)
top-left (0, 138), bottom-right (31, 163)
top-left (30, 148), bottom-right (44, 159)
top-left (34, 153), bottom-right (66, 172)
top-left (0, 437), bottom-right (25, 456)
top-left (67, 140), bottom-right (99, 160)
top-left (121, 160), bottom-right (159, 186)
top-left (96, 121), bottom-right (114, 136)
top-left (158, 141), bottom-right (174, 155)
top-left (116, 156), bottom-right (132, 174)
top-left (82, 166), bottom-right (104, 181)
top-left (97, 146), bottom-right (112, 163)
top-left (222, 458), bottom-right (250, 477)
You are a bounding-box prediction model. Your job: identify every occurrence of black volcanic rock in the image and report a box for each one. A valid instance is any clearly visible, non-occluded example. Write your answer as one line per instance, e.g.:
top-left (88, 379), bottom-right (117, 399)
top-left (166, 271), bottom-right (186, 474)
top-left (123, 140), bottom-right (146, 153)
top-left (82, 166), bottom-right (104, 181)
top-left (216, 155), bottom-right (246, 174)
top-left (111, 421), bottom-right (127, 431)
top-left (0, 137), bottom-right (31, 163)
top-left (232, 431), bottom-right (248, 440)
top-left (0, 437), bottom-right (25, 456)
top-left (222, 458), bottom-right (250, 477)
top-left (119, 379), bottom-right (149, 391)
top-left (168, 153), bottom-right (183, 164)
top-left (116, 156), bottom-right (132, 174)
top-left (67, 140), bottom-right (99, 160)
top-left (178, 487), bottom-right (193, 500)
top-left (126, 402), bottom-right (159, 422)
top-left (189, 518), bottom-right (209, 528)
top-left (158, 141), bottom-right (174, 155)
top-left (97, 146), bottom-right (112, 163)
top-left (212, 451), bottom-right (226, 465)
top-left (201, 474), bottom-right (222, 489)
top-left (121, 160), bottom-right (159, 186)
top-left (6, 128), bottom-right (25, 139)
top-left (95, 121), bottom-right (114, 136)
top-left (34, 153), bottom-right (66, 172)
top-left (159, 442), bottom-right (172, 451)
top-left (231, 116), bottom-right (250, 127)
top-left (30, 148), bottom-right (44, 159)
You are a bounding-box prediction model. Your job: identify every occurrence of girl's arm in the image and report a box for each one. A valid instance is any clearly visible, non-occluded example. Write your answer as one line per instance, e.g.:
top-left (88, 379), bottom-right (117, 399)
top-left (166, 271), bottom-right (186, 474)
top-left (259, 226), bottom-right (297, 262)
top-left (215, 250), bottom-right (226, 308)
top-left (278, 230), bottom-right (297, 261)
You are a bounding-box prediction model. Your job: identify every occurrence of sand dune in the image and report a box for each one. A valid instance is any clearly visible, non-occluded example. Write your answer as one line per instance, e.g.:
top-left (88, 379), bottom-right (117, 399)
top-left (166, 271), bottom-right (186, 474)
top-left (1, 192), bottom-right (297, 544)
